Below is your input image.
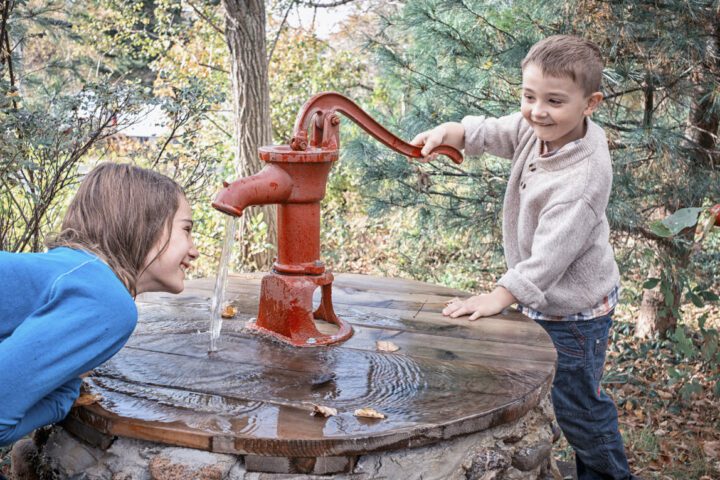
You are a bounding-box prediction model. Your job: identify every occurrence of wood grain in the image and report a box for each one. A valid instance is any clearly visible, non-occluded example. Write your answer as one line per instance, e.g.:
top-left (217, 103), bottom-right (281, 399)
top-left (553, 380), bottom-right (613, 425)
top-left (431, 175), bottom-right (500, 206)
top-left (70, 273), bottom-right (556, 457)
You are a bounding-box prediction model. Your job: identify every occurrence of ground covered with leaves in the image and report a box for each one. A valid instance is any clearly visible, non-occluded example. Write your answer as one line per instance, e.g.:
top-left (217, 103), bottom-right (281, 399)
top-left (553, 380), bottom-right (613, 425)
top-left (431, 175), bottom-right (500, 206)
top-left (552, 304), bottom-right (720, 480)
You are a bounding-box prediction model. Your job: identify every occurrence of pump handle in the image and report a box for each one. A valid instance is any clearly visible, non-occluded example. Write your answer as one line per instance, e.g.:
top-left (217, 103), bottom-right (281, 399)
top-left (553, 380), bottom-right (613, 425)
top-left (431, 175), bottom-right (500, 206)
top-left (291, 92), bottom-right (463, 165)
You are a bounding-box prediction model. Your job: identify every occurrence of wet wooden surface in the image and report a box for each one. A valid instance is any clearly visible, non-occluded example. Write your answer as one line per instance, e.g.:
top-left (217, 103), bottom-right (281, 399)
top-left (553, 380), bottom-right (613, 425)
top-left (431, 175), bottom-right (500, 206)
top-left (69, 273), bottom-right (556, 457)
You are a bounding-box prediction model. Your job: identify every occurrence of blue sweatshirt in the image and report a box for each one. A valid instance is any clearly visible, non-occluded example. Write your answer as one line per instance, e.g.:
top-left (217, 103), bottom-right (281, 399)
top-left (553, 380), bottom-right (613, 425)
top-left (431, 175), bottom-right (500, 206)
top-left (0, 247), bottom-right (137, 446)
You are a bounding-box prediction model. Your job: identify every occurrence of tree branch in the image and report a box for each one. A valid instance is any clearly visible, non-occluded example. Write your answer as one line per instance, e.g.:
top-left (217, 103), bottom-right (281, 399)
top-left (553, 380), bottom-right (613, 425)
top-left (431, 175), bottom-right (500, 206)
top-left (199, 62), bottom-right (229, 74)
top-left (268, 0), bottom-right (295, 63)
top-left (299, 0), bottom-right (355, 7)
top-left (187, 0), bottom-right (224, 35)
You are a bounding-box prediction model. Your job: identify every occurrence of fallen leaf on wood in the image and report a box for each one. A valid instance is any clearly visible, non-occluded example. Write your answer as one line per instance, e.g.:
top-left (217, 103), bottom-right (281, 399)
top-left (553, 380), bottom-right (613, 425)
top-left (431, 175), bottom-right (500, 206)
top-left (311, 404), bottom-right (337, 417)
top-left (376, 340), bottom-right (400, 352)
top-left (73, 393), bottom-right (102, 407)
top-left (354, 407), bottom-right (385, 419)
top-left (221, 305), bottom-right (237, 319)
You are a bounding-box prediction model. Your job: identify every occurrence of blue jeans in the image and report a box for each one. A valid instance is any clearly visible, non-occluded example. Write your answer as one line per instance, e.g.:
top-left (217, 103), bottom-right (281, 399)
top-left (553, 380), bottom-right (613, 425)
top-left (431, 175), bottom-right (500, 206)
top-left (536, 314), bottom-right (635, 480)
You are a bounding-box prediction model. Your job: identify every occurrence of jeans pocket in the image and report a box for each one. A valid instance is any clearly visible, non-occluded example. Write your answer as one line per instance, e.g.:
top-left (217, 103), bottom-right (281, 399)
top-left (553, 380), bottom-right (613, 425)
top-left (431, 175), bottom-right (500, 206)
top-left (543, 322), bottom-right (586, 371)
top-left (593, 333), bottom-right (609, 382)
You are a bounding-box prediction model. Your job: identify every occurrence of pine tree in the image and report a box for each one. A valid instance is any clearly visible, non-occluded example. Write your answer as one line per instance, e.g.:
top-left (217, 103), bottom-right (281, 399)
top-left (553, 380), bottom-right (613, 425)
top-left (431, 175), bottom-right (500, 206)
top-left (350, 0), bottom-right (719, 335)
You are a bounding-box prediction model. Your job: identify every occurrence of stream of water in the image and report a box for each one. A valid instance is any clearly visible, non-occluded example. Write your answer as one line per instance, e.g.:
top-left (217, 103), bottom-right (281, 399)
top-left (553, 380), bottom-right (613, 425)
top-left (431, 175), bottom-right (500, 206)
top-left (209, 216), bottom-right (241, 352)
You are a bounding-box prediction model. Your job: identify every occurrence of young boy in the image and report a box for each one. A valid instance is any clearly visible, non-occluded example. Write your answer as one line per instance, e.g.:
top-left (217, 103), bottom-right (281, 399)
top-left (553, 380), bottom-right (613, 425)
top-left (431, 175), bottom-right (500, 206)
top-left (412, 35), bottom-right (636, 479)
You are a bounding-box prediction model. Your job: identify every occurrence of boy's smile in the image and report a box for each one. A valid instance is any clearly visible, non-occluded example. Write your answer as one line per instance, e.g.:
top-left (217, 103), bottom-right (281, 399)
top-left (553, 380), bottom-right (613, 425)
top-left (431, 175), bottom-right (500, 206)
top-left (520, 63), bottom-right (602, 152)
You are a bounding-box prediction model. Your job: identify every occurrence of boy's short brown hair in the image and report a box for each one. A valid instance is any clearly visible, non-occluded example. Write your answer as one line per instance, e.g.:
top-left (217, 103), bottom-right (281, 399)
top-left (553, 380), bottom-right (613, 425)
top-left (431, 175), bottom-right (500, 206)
top-left (521, 35), bottom-right (604, 96)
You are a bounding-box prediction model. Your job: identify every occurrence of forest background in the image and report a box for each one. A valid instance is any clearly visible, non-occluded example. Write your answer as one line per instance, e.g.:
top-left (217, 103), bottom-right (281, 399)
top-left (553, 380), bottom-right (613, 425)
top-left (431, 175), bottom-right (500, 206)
top-left (0, 0), bottom-right (719, 478)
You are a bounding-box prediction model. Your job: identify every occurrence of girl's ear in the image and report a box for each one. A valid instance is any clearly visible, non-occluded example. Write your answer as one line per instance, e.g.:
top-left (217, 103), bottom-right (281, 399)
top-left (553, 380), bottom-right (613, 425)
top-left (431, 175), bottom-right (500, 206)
top-left (584, 92), bottom-right (603, 116)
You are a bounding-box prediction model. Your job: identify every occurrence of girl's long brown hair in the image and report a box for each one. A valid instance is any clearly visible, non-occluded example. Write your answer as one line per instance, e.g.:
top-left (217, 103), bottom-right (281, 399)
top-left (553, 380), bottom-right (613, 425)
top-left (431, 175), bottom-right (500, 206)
top-left (47, 163), bottom-right (184, 296)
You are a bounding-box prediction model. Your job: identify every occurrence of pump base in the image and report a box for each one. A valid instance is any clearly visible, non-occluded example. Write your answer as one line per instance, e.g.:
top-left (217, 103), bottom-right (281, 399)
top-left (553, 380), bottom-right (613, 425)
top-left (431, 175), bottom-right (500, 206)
top-left (248, 271), bottom-right (353, 347)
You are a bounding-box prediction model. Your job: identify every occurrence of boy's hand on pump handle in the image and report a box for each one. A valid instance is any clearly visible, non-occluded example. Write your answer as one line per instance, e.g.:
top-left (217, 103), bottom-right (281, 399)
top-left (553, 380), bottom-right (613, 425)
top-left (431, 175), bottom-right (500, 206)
top-left (410, 122), bottom-right (466, 160)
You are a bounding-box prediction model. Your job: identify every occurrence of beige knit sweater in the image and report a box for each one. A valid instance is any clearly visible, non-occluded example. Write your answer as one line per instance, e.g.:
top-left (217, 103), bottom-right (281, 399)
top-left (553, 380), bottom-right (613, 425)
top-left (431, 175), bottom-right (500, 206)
top-left (461, 112), bottom-right (620, 316)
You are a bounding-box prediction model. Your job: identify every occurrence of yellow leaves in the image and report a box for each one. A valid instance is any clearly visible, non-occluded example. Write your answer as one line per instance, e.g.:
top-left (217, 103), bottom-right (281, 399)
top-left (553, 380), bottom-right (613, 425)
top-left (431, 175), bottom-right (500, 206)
top-left (221, 304), bottom-right (237, 319)
top-left (311, 404), bottom-right (337, 418)
top-left (354, 407), bottom-right (385, 419)
top-left (376, 340), bottom-right (400, 352)
top-left (73, 393), bottom-right (102, 407)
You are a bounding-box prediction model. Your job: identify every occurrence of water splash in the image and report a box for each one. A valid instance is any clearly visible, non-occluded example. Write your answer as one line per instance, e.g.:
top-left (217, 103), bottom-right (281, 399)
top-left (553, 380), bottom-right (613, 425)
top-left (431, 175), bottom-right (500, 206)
top-left (209, 216), bottom-right (239, 352)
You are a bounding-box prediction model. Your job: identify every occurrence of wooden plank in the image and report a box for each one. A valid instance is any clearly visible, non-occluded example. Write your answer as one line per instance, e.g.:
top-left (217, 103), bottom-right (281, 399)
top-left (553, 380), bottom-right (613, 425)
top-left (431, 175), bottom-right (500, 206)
top-left (74, 274), bottom-right (556, 458)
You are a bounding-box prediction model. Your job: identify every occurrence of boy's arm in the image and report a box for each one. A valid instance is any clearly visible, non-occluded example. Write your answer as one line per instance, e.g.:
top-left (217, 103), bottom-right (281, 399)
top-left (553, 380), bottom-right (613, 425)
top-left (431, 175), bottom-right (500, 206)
top-left (462, 112), bottom-right (526, 160)
top-left (497, 199), bottom-right (601, 311)
top-left (443, 286), bottom-right (516, 320)
top-left (412, 113), bottom-right (528, 161)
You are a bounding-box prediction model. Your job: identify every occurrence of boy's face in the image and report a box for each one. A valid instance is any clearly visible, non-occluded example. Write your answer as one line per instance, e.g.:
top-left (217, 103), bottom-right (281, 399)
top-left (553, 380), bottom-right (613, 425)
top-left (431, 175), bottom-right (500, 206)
top-left (520, 62), bottom-right (602, 151)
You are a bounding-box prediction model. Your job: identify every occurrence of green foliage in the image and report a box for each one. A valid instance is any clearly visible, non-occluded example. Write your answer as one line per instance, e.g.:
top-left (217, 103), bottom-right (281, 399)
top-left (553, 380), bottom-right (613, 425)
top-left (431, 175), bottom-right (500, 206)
top-left (666, 316), bottom-right (720, 401)
top-left (337, 1), bottom-right (561, 287)
top-left (268, 27), bottom-right (367, 143)
top-left (348, 0), bottom-right (719, 323)
top-left (0, 79), bottom-right (150, 251)
top-left (650, 208), bottom-right (704, 238)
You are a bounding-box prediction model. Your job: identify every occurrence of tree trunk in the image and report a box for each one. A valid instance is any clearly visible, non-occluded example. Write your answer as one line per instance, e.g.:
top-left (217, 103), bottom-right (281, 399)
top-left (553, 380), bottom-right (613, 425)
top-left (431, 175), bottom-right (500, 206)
top-left (636, 11), bottom-right (719, 339)
top-left (636, 266), bottom-right (681, 339)
top-left (221, 0), bottom-right (276, 270)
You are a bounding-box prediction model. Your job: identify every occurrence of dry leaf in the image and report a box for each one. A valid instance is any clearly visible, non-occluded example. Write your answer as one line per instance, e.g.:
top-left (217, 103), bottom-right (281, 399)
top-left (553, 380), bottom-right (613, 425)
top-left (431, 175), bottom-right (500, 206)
top-left (311, 404), bottom-right (337, 418)
top-left (221, 305), bottom-right (237, 319)
top-left (376, 340), bottom-right (400, 352)
top-left (73, 393), bottom-right (102, 407)
top-left (656, 390), bottom-right (673, 400)
top-left (354, 407), bottom-right (385, 419)
top-left (703, 440), bottom-right (720, 459)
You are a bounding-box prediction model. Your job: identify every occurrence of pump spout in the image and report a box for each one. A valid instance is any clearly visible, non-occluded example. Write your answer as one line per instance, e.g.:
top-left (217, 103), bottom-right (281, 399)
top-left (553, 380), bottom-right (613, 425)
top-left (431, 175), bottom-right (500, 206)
top-left (212, 164), bottom-right (293, 217)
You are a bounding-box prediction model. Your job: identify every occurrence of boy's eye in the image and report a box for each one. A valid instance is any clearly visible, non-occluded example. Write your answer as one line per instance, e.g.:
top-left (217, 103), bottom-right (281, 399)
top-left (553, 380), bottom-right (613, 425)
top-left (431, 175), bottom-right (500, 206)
top-left (549, 99), bottom-right (563, 105)
top-left (523, 94), bottom-right (534, 100)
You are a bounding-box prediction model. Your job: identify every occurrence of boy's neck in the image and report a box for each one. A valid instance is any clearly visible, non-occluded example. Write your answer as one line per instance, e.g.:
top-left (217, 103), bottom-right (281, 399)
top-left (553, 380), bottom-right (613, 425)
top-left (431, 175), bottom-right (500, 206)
top-left (545, 117), bottom-right (588, 153)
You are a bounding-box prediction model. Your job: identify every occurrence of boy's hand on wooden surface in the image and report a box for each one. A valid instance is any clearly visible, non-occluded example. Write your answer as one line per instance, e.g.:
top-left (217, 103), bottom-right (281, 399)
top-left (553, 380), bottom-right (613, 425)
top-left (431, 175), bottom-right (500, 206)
top-left (442, 287), bottom-right (516, 321)
top-left (443, 294), bottom-right (502, 320)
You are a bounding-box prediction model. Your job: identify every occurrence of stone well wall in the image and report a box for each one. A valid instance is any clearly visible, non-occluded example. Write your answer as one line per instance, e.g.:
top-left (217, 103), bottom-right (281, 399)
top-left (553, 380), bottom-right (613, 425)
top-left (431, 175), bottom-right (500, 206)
top-left (14, 393), bottom-right (558, 480)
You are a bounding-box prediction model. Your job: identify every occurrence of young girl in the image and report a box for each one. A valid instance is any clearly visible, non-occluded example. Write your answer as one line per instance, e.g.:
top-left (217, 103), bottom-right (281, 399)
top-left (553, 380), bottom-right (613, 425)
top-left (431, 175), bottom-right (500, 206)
top-left (0, 163), bottom-right (199, 446)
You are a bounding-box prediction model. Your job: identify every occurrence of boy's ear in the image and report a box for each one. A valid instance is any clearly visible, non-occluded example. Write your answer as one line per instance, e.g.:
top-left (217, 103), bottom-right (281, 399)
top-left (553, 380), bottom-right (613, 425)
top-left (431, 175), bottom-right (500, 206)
top-left (584, 92), bottom-right (603, 116)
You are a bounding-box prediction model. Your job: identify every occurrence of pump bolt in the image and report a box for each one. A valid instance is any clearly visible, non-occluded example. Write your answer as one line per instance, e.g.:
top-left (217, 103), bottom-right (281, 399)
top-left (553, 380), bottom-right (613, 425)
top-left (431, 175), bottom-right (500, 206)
top-left (330, 114), bottom-right (341, 126)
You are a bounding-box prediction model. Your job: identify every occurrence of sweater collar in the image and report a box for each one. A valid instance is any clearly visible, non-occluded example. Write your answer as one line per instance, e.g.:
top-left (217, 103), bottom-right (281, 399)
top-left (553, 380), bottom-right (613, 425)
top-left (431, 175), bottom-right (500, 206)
top-left (534, 118), bottom-right (601, 171)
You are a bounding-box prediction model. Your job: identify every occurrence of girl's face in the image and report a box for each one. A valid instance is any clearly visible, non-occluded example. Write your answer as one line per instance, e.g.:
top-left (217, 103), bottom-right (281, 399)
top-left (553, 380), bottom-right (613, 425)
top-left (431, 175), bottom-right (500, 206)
top-left (137, 196), bottom-right (199, 294)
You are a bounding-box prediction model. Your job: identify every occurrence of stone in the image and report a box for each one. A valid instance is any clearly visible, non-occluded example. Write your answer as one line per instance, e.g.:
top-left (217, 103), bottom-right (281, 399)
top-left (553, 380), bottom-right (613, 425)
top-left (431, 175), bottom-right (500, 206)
top-left (41, 428), bottom-right (108, 478)
top-left (511, 441), bottom-right (552, 472)
top-left (10, 438), bottom-right (39, 480)
top-left (551, 423), bottom-right (562, 443)
top-left (148, 449), bottom-right (235, 480)
top-left (463, 448), bottom-right (510, 479)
